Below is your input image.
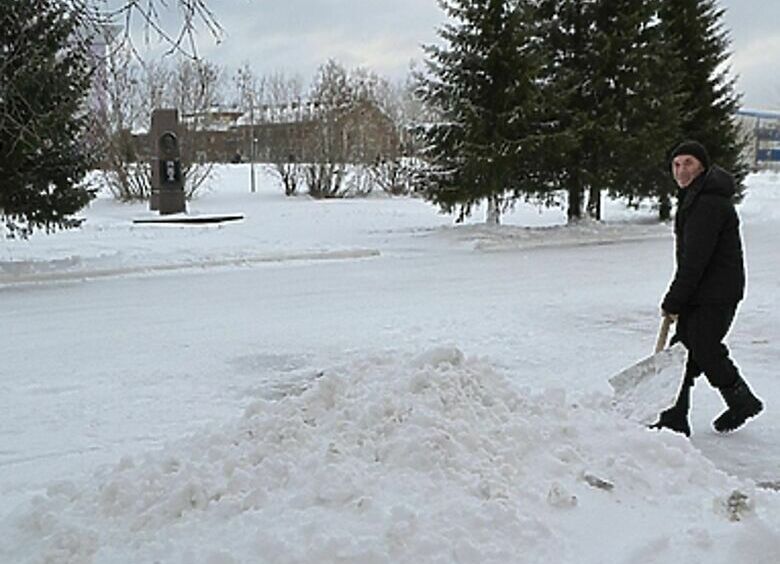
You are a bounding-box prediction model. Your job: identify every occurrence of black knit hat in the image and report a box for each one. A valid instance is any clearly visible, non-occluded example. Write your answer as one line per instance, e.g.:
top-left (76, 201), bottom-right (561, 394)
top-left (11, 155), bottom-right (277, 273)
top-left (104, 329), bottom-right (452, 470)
top-left (670, 140), bottom-right (710, 170)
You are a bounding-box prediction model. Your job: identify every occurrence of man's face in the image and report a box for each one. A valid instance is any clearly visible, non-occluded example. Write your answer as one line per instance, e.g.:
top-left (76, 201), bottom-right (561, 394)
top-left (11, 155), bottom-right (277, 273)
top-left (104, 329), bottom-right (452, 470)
top-left (672, 154), bottom-right (704, 188)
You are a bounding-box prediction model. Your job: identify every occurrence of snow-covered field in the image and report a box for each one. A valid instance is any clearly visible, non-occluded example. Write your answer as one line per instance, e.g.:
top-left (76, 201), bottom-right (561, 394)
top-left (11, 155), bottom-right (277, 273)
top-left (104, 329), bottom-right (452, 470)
top-left (1, 165), bottom-right (778, 563)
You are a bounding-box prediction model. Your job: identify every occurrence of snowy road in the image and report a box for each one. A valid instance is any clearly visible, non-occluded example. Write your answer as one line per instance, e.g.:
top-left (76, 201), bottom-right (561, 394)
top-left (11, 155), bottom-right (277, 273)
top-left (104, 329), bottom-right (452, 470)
top-left (2, 218), bottom-right (777, 522)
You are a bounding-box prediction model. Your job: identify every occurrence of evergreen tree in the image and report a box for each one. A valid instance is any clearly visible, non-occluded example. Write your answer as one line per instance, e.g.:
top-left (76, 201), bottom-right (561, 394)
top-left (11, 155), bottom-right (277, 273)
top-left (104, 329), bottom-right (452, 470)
top-left (0, 0), bottom-right (96, 238)
top-left (536, 0), bottom-right (681, 221)
top-left (595, 1), bottom-right (684, 221)
top-left (416, 0), bottom-right (548, 223)
top-left (659, 0), bottom-right (746, 193)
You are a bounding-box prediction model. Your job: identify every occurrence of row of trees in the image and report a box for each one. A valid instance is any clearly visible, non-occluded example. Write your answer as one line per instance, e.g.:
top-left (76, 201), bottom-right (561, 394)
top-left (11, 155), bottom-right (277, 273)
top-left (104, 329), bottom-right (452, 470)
top-left (247, 60), bottom-right (425, 199)
top-left (416, 0), bottom-right (745, 223)
top-left (95, 53), bottom-right (424, 201)
top-left (1, 0), bottom-right (745, 236)
top-left (95, 50), bottom-right (227, 201)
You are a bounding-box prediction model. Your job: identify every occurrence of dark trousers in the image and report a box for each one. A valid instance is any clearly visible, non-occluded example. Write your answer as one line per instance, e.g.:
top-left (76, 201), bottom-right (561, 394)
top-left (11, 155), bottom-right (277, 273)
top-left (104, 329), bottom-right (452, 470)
top-left (672, 303), bottom-right (741, 390)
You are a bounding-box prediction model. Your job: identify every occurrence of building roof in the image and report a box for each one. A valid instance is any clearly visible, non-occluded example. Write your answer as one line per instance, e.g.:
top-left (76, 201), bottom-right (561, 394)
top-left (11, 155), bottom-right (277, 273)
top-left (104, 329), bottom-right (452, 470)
top-left (737, 108), bottom-right (780, 120)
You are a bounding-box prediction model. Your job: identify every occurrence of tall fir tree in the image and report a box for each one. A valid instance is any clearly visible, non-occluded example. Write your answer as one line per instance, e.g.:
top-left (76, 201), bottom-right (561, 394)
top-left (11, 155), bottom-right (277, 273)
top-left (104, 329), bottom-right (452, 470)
top-left (416, 0), bottom-right (548, 223)
top-left (659, 0), bottom-right (746, 195)
top-left (536, 0), bottom-right (681, 221)
top-left (0, 0), bottom-right (96, 238)
top-left (597, 1), bottom-right (685, 221)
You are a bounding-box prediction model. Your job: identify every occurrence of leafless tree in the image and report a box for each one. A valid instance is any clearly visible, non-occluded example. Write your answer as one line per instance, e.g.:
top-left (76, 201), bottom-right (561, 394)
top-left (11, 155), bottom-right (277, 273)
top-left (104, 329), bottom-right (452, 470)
top-left (262, 71), bottom-right (307, 196)
top-left (306, 61), bottom-right (419, 198)
top-left (303, 60), bottom-right (372, 198)
top-left (231, 63), bottom-right (265, 191)
top-left (266, 71), bottom-right (305, 107)
top-left (80, 0), bottom-right (223, 60)
top-left (171, 57), bottom-right (226, 198)
top-left (368, 158), bottom-right (413, 196)
top-left (232, 63), bottom-right (264, 115)
top-left (92, 50), bottom-right (226, 201)
top-left (91, 45), bottom-right (152, 201)
top-left (365, 70), bottom-right (427, 196)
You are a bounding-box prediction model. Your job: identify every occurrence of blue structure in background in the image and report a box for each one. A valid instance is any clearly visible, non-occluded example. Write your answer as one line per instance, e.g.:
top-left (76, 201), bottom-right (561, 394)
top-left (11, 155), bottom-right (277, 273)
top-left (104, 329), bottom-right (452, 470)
top-left (736, 108), bottom-right (780, 170)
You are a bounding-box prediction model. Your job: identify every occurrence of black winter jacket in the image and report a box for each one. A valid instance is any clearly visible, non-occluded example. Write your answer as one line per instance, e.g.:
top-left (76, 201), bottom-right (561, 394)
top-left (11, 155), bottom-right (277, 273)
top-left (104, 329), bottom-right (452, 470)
top-left (662, 165), bottom-right (745, 315)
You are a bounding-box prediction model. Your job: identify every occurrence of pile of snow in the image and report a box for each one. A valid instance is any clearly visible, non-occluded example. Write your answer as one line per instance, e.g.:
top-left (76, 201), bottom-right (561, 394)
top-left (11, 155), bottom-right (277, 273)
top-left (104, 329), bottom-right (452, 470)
top-left (442, 218), bottom-right (670, 253)
top-left (3, 348), bottom-right (778, 563)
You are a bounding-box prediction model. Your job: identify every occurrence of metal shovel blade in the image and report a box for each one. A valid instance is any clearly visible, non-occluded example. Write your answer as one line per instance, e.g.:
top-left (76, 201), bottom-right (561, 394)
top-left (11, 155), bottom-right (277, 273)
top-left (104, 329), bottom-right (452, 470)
top-left (609, 343), bottom-right (687, 423)
top-left (609, 316), bottom-right (687, 424)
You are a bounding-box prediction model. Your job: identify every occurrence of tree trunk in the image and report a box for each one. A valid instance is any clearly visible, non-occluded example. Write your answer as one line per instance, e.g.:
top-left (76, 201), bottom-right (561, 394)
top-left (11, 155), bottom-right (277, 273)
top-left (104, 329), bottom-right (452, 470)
top-left (568, 172), bottom-right (583, 222)
top-left (486, 195), bottom-right (501, 225)
top-left (587, 185), bottom-right (602, 220)
top-left (658, 192), bottom-right (672, 221)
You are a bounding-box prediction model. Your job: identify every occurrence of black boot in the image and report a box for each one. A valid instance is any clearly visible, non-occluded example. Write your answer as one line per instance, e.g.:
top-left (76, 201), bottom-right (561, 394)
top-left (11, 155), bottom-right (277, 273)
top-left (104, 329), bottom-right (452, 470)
top-left (713, 377), bottom-right (763, 433)
top-left (650, 406), bottom-right (691, 437)
top-left (649, 379), bottom-right (692, 437)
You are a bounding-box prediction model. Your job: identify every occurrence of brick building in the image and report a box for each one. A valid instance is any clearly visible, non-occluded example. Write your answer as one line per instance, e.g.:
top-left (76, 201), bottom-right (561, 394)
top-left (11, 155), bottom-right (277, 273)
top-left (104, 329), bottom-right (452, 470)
top-left (132, 100), bottom-right (401, 165)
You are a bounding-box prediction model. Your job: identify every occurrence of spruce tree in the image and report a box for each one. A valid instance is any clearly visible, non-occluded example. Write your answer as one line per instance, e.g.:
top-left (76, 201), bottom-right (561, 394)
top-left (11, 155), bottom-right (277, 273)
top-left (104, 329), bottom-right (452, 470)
top-left (416, 0), bottom-right (547, 223)
top-left (0, 0), bottom-right (96, 238)
top-left (596, 1), bottom-right (684, 221)
top-left (659, 0), bottom-right (746, 193)
top-left (536, 0), bottom-right (681, 221)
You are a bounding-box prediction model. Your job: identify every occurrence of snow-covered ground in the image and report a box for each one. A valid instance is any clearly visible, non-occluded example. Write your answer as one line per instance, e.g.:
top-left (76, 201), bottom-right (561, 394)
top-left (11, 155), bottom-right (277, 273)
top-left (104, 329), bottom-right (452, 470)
top-left (1, 165), bottom-right (778, 563)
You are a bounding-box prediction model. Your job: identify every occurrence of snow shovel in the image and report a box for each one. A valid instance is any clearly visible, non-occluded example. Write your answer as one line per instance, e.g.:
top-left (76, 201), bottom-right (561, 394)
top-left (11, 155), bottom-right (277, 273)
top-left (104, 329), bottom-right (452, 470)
top-left (609, 316), bottom-right (687, 424)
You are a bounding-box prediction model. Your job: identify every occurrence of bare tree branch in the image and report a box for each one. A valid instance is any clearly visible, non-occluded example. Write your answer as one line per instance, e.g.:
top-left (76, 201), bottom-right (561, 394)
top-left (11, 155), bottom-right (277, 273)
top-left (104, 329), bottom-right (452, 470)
top-left (81, 1), bottom-right (224, 61)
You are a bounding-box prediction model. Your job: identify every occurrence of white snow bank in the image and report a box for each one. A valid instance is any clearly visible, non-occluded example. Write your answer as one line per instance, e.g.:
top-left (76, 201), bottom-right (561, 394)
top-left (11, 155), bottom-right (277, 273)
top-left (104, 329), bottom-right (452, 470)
top-left (440, 218), bottom-right (670, 253)
top-left (4, 348), bottom-right (778, 563)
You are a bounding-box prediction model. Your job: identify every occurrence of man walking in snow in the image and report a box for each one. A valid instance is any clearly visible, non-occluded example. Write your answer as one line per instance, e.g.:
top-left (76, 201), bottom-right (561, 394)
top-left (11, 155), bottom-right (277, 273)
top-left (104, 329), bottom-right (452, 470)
top-left (651, 140), bottom-right (763, 436)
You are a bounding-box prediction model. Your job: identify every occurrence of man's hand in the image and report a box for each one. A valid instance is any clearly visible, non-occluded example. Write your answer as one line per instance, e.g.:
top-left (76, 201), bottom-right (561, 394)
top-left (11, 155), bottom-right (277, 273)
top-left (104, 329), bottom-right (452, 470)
top-left (661, 309), bottom-right (678, 322)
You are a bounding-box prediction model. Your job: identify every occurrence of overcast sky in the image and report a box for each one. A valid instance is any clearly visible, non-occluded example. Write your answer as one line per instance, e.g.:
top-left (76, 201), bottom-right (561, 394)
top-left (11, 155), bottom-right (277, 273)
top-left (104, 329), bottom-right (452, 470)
top-left (130, 0), bottom-right (780, 109)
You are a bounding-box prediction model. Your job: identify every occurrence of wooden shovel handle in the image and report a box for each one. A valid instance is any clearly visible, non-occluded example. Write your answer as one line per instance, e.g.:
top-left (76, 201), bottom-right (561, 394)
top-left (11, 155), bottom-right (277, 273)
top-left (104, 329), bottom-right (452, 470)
top-left (654, 315), bottom-right (672, 354)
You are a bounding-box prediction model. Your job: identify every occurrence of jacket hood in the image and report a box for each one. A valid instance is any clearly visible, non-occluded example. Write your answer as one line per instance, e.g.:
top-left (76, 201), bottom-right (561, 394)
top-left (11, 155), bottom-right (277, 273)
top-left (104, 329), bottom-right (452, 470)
top-left (680, 165), bottom-right (735, 209)
top-left (699, 165), bottom-right (736, 198)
